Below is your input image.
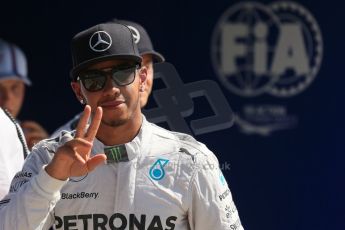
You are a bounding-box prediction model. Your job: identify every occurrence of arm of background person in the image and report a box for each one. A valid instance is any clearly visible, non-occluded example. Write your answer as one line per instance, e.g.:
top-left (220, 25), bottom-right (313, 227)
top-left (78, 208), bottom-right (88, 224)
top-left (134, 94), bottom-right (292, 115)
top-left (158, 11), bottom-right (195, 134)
top-left (0, 109), bottom-right (24, 200)
top-left (0, 143), bottom-right (67, 230)
top-left (21, 120), bottom-right (49, 150)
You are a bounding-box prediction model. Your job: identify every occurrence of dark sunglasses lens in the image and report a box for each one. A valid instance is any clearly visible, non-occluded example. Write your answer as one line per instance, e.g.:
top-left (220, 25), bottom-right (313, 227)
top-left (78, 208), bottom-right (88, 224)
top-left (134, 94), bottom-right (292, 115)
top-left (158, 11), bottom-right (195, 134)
top-left (112, 66), bottom-right (136, 86)
top-left (81, 72), bottom-right (106, 91)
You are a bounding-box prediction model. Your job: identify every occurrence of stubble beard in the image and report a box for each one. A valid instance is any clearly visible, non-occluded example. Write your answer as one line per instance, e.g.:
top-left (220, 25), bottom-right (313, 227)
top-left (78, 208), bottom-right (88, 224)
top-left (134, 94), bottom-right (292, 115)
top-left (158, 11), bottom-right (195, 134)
top-left (100, 97), bottom-right (140, 128)
top-left (101, 117), bottom-right (128, 127)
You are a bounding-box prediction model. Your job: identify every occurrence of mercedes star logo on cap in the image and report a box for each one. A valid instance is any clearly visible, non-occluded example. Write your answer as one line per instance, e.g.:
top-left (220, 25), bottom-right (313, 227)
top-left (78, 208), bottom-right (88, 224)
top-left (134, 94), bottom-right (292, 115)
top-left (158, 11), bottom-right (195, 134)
top-left (89, 31), bottom-right (112, 52)
top-left (127, 26), bottom-right (140, 44)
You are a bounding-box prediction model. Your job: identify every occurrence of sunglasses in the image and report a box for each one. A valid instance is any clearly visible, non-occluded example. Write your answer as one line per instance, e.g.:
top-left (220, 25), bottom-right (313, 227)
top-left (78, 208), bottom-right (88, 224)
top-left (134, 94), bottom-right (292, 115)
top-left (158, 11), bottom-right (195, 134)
top-left (77, 64), bottom-right (140, 92)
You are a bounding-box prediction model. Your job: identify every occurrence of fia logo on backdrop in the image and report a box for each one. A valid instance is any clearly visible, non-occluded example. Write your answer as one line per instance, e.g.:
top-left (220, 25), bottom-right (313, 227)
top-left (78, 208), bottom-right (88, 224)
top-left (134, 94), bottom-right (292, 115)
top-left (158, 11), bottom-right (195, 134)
top-left (211, 1), bottom-right (323, 136)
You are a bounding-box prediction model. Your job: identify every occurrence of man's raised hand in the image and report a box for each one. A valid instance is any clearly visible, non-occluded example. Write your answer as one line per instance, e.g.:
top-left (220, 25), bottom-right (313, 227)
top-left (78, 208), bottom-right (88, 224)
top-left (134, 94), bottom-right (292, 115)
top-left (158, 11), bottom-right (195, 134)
top-left (45, 106), bottom-right (106, 180)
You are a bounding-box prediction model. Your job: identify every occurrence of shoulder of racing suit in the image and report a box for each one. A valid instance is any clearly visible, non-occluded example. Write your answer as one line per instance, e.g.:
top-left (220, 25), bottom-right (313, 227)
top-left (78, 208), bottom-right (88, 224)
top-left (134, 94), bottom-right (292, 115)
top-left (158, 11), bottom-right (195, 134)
top-left (147, 122), bottom-right (221, 173)
top-left (150, 121), bottom-right (217, 154)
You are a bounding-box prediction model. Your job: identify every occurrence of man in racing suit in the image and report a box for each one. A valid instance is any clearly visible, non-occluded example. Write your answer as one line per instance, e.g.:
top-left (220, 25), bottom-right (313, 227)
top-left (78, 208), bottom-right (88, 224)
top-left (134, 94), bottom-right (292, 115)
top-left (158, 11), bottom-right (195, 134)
top-left (0, 22), bottom-right (244, 230)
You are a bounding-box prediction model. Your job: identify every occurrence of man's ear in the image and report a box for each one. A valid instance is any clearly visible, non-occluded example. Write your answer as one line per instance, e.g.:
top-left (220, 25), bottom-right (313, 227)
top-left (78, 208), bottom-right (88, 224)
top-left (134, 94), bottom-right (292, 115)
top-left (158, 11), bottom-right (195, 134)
top-left (71, 81), bottom-right (84, 102)
top-left (139, 66), bottom-right (147, 91)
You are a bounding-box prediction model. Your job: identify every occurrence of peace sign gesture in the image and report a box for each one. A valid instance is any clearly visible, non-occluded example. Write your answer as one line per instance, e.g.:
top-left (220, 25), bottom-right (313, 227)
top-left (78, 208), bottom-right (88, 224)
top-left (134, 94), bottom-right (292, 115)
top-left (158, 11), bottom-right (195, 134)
top-left (45, 105), bottom-right (107, 181)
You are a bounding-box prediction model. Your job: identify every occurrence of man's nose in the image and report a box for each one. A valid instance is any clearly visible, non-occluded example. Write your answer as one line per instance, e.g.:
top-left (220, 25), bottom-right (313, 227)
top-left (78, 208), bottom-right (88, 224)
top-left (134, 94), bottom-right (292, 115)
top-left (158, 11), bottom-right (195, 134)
top-left (102, 75), bottom-right (120, 96)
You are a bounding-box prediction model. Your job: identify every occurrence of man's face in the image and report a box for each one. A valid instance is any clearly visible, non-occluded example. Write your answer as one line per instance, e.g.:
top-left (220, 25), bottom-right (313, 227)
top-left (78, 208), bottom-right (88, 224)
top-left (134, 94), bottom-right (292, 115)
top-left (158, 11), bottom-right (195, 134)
top-left (140, 54), bottom-right (154, 108)
top-left (0, 78), bottom-right (25, 118)
top-left (71, 59), bottom-right (147, 128)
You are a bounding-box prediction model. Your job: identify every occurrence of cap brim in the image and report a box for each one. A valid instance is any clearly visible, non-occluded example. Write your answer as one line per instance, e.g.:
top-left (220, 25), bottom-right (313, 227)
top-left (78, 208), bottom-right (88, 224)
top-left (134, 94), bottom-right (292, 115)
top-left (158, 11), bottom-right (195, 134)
top-left (70, 54), bottom-right (142, 80)
top-left (0, 75), bottom-right (32, 86)
top-left (140, 51), bottom-right (165, 63)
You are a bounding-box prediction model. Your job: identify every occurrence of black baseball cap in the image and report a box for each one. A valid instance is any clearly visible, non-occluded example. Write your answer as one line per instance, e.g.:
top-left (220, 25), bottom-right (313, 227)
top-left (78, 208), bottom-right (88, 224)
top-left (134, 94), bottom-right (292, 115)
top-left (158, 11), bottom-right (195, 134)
top-left (112, 19), bottom-right (165, 63)
top-left (70, 23), bottom-right (142, 80)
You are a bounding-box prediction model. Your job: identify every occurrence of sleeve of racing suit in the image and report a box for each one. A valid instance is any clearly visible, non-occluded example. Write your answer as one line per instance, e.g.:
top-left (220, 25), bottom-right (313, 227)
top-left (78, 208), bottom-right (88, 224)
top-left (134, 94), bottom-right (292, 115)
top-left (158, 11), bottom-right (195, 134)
top-left (188, 153), bottom-right (244, 230)
top-left (0, 145), bottom-right (68, 230)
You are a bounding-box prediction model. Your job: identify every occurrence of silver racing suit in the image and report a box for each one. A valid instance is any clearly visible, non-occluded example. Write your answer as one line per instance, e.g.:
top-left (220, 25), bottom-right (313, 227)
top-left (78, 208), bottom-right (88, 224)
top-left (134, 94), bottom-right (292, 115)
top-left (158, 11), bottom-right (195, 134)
top-left (0, 116), bottom-right (244, 230)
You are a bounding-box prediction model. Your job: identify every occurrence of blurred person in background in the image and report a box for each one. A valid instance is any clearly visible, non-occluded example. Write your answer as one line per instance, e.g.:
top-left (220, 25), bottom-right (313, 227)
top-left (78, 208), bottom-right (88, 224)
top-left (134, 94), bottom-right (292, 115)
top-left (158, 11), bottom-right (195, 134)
top-left (0, 39), bottom-right (48, 150)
